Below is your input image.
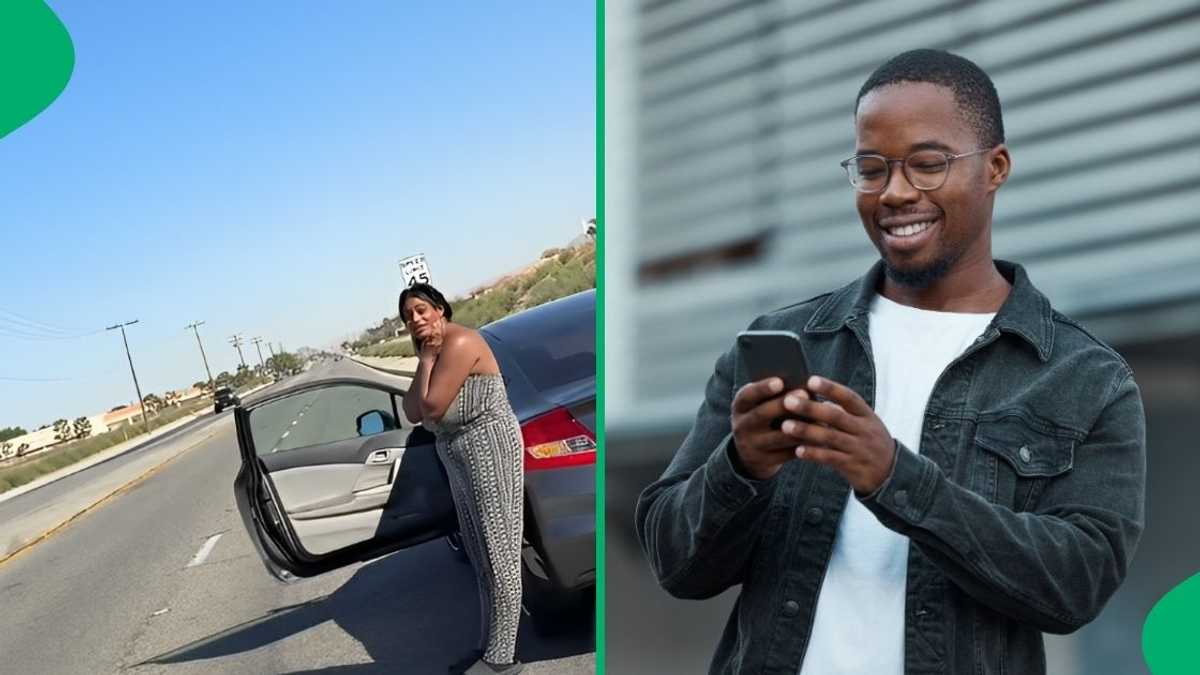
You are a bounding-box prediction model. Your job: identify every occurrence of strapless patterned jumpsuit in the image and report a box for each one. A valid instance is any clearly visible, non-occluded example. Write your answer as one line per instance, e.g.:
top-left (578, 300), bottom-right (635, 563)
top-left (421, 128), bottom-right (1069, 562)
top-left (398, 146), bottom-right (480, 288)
top-left (425, 373), bottom-right (525, 665)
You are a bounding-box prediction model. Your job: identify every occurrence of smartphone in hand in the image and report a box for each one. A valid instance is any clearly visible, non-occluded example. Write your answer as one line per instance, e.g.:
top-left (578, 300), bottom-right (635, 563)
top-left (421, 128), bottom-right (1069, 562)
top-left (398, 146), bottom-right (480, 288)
top-left (736, 330), bottom-right (812, 392)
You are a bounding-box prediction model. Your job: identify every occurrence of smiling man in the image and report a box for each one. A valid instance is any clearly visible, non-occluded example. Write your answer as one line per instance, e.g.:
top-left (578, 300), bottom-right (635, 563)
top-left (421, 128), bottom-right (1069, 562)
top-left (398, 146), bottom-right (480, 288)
top-left (635, 50), bottom-right (1147, 675)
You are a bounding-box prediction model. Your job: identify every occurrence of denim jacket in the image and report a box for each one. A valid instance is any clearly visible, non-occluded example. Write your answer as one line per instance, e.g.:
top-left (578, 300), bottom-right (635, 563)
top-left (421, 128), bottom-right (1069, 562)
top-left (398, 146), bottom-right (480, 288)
top-left (635, 260), bottom-right (1146, 675)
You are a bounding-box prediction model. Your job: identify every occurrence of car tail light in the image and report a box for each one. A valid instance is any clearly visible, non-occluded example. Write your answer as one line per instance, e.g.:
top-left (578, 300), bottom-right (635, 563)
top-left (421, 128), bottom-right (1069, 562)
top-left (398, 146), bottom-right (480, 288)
top-left (521, 407), bottom-right (596, 471)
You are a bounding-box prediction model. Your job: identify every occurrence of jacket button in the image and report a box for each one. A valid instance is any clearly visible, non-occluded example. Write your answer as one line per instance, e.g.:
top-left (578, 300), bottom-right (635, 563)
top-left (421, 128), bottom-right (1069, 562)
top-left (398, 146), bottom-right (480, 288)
top-left (805, 507), bottom-right (823, 524)
top-left (893, 490), bottom-right (909, 507)
top-left (1019, 445), bottom-right (1032, 463)
top-left (782, 600), bottom-right (800, 617)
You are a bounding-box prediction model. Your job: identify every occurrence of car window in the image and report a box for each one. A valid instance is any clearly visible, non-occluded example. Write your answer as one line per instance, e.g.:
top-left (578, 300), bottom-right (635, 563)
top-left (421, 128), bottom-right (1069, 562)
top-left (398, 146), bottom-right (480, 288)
top-left (480, 297), bottom-right (596, 403)
top-left (248, 385), bottom-right (397, 455)
top-left (506, 333), bottom-right (593, 393)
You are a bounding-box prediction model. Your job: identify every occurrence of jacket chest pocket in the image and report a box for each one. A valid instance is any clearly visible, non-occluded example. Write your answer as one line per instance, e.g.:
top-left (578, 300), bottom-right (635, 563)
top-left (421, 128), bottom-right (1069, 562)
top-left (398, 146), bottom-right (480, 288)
top-left (972, 416), bottom-right (1076, 511)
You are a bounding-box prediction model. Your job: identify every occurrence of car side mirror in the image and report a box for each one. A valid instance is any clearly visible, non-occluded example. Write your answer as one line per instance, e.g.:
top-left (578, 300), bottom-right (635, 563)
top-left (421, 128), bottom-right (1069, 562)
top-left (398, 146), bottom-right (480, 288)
top-left (356, 410), bottom-right (396, 436)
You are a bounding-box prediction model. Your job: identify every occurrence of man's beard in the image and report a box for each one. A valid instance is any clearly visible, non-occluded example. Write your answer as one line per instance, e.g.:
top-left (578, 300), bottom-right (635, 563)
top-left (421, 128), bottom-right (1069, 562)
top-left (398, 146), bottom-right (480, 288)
top-left (883, 253), bottom-right (956, 288)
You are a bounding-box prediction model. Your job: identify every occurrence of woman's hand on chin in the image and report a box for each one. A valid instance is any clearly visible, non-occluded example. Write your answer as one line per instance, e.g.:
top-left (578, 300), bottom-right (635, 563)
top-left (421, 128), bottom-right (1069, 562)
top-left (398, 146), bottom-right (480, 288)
top-left (418, 321), bottom-right (446, 361)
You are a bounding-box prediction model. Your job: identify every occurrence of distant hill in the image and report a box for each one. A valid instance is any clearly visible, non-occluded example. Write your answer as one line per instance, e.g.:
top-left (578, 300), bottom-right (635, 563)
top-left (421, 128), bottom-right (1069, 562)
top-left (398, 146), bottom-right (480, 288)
top-left (454, 240), bottom-right (595, 327)
top-left (348, 239), bottom-right (595, 357)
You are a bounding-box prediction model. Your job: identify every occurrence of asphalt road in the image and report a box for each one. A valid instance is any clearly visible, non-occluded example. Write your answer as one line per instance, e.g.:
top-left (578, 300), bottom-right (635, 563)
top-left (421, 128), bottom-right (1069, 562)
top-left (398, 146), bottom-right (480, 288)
top-left (0, 368), bottom-right (313, 534)
top-left (0, 412), bottom-right (223, 531)
top-left (0, 360), bottom-right (594, 674)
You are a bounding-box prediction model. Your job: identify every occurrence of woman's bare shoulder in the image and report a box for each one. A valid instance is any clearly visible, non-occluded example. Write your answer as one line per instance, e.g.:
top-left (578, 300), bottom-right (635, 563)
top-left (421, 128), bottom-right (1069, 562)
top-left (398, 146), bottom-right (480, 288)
top-left (443, 324), bottom-right (486, 353)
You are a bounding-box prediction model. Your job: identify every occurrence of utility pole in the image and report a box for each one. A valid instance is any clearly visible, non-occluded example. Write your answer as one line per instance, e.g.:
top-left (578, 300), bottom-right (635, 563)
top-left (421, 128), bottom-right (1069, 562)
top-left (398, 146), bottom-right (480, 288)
top-left (251, 337), bottom-right (266, 371)
top-left (267, 342), bottom-right (277, 359)
top-left (107, 320), bottom-right (150, 435)
top-left (185, 321), bottom-right (215, 394)
top-left (228, 334), bottom-right (247, 369)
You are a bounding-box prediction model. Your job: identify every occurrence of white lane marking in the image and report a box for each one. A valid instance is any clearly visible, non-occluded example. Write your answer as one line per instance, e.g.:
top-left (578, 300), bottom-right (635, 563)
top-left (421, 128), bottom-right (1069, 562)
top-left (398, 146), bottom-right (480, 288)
top-left (291, 420), bottom-right (298, 426)
top-left (281, 431), bottom-right (289, 439)
top-left (153, 607), bottom-right (170, 616)
top-left (187, 533), bottom-right (223, 568)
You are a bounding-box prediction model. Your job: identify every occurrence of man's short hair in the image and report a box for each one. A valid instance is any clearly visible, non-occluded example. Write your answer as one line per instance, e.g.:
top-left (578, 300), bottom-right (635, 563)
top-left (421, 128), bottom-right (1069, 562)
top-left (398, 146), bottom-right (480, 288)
top-left (856, 49), bottom-right (1005, 148)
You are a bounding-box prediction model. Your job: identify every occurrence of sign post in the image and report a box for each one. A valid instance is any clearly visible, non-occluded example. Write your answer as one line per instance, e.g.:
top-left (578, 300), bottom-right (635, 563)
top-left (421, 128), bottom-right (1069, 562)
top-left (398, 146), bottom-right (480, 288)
top-left (399, 254), bottom-right (432, 287)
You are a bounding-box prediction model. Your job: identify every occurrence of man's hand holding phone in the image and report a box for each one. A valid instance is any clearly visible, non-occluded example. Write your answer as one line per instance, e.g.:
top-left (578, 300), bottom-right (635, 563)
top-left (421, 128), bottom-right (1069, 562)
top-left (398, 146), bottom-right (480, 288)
top-left (731, 375), bottom-right (897, 492)
top-left (730, 377), bottom-right (815, 481)
top-left (731, 329), bottom-right (897, 490)
top-left (781, 375), bottom-right (898, 495)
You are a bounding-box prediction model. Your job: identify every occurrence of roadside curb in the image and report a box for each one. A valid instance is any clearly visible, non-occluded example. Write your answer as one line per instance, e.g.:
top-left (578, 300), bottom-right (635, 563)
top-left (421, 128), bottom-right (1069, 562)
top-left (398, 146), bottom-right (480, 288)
top-left (348, 355), bottom-right (418, 377)
top-left (239, 382), bottom-right (274, 397)
top-left (0, 426), bottom-right (218, 566)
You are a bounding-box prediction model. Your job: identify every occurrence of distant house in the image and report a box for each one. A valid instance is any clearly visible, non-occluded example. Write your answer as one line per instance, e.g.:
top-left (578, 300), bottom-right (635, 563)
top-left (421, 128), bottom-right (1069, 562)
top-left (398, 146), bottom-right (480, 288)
top-left (0, 410), bottom-right (107, 461)
top-left (0, 426), bottom-right (61, 458)
top-left (160, 387), bottom-right (206, 405)
top-left (176, 386), bottom-right (206, 403)
top-left (103, 403), bottom-right (146, 429)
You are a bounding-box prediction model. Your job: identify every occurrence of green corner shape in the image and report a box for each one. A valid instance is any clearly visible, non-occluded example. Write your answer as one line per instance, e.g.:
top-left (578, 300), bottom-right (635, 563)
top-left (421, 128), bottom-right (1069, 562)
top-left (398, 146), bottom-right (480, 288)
top-left (0, 0), bottom-right (75, 140)
top-left (1143, 570), bottom-right (1200, 673)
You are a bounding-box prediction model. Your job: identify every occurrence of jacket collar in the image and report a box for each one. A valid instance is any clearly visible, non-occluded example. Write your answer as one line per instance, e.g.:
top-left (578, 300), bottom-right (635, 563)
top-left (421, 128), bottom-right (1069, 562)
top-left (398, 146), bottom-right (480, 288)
top-left (803, 259), bottom-right (1054, 362)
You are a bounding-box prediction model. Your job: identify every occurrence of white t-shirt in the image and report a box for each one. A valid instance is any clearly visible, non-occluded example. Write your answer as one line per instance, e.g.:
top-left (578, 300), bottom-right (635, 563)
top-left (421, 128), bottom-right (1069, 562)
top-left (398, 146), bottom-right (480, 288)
top-left (798, 293), bottom-right (994, 675)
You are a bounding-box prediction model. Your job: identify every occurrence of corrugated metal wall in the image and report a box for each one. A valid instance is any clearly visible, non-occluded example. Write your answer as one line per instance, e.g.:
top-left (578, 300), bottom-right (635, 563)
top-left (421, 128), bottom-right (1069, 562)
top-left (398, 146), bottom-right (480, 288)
top-left (625, 0), bottom-right (1200, 428)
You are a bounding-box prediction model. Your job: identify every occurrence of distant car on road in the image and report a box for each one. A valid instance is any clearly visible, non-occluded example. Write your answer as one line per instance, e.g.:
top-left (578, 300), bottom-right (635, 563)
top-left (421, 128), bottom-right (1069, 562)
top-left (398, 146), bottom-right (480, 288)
top-left (231, 289), bottom-right (596, 632)
top-left (213, 386), bottom-right (241, 414)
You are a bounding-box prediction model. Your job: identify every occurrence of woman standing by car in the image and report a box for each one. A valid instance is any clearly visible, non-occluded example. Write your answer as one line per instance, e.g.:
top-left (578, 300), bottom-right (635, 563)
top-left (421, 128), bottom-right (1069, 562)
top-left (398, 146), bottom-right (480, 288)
top-left (400, 282), bottom-right (525, 675)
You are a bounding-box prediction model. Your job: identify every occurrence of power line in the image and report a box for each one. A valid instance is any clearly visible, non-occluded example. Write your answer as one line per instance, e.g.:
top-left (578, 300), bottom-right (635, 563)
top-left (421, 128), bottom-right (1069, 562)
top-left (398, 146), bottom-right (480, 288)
top-left (0, 323), bottom-right (104, 341)
top-left (61, 330), bottom-right (189, 385)
top-left (0, 309), bottom-right (105, 340)
top-left (0, 326), bottom-right (190, 388)
top-left (0, 375), bottom-right (72, 382)
top-left (0, 308), bottom-right (94, 336)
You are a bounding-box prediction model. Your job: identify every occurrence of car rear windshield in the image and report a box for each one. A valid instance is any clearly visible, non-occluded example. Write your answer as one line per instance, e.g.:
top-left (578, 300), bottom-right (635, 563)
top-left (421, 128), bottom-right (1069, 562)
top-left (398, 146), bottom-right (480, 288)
top-left (491, 304), bottom-right (594, 393)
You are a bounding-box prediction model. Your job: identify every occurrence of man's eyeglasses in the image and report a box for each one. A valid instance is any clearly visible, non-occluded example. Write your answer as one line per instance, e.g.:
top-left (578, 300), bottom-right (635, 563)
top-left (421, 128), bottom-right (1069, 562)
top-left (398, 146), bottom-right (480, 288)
top-left (839, 148), bottom-right (992, 193)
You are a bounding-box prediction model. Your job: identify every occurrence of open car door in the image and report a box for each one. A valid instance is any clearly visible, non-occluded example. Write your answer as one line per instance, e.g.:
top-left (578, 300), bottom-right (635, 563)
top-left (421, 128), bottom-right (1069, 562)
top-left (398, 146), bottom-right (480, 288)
top-left (232, 377), bottom-right (456, 581)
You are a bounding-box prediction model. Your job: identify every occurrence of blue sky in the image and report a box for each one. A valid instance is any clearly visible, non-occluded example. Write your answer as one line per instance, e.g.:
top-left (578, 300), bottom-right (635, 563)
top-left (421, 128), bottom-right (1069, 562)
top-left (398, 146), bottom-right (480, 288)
top-left (0, 1), bottom-right (595, 429)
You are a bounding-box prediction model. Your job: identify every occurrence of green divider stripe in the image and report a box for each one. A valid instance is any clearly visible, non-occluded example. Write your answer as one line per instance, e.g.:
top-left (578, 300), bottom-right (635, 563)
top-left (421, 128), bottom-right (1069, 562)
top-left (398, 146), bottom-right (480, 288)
top-left (1143, 570), bottom-right (1200, 673)
top-left (0, 0), bottom-right (75, 140)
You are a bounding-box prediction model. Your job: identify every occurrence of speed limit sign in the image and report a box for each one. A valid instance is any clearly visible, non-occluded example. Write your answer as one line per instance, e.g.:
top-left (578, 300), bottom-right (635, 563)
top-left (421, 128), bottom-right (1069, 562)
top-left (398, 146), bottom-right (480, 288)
top-left (399, 254), bottom-right (432, 287)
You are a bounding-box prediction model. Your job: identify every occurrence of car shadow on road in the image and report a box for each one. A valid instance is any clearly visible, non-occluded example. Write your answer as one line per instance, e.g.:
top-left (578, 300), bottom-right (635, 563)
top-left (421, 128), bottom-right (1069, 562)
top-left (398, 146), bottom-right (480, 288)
top-left (132, 540), bottom-right (593, 674)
